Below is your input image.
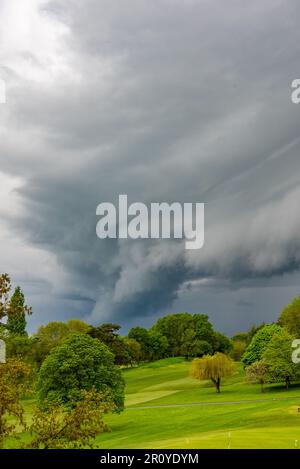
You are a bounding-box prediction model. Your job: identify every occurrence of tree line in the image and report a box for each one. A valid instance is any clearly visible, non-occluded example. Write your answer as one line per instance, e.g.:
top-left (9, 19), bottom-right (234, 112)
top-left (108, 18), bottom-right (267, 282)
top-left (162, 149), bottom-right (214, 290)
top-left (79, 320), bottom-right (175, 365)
top-left (3, 311), bottom-right (232, 370)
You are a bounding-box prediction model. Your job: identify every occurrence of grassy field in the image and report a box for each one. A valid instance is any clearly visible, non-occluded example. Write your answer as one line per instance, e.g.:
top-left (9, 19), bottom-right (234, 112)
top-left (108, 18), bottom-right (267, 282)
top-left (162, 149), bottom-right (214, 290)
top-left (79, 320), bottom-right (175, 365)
top-left (6, 357), bottom-right (300, 449)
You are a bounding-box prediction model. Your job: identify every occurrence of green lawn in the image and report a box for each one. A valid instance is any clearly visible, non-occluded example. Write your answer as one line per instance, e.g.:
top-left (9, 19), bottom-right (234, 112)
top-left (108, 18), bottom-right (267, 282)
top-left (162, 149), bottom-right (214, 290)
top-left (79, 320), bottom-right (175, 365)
top-left (6, 358), bottom-right (300, 449)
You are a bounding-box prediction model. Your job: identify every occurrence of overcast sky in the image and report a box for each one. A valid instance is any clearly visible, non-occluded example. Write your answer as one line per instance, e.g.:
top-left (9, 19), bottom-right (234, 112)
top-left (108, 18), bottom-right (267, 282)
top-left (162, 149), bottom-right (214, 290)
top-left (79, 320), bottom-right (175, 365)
top-left (1, 0), bottom-right (300, 335)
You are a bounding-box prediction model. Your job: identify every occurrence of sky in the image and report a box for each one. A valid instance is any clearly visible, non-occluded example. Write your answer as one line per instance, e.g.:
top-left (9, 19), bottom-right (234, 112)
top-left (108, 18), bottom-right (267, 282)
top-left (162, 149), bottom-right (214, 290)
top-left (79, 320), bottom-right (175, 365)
top-left (1, 0), bottom-right (300, 335)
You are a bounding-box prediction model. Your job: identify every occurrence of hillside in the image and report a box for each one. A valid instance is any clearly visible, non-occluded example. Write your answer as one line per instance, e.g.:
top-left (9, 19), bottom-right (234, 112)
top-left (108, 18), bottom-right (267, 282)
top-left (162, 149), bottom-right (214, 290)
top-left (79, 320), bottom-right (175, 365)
top-left (98, 358), bottom-right (300, 449)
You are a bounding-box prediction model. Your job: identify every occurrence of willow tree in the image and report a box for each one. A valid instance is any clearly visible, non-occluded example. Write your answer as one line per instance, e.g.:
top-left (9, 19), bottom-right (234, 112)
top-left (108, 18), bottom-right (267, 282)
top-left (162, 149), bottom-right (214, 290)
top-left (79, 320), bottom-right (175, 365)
top-left (190, 352), bottom-right (235, 393)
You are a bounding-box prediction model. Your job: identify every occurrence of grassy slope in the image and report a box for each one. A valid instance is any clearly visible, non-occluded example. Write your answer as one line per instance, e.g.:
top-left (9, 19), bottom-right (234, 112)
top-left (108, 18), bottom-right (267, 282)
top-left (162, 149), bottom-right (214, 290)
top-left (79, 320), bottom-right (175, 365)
top-left (6, 357), bottom-right (300, 449)
top-left (98, 358), bottom-right (300, 449)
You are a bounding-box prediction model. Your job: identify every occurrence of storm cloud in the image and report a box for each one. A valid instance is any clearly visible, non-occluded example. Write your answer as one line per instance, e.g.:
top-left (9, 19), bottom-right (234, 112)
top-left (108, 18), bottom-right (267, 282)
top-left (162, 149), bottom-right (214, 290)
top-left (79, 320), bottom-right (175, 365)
top-left (1, 0), bottom-right (300, 334)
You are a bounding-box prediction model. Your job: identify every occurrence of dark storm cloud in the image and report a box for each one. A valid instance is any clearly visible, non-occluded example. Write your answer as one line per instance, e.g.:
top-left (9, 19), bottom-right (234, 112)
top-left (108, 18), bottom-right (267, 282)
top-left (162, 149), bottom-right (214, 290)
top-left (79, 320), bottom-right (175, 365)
top-left (1, 0), bottom-right (300, 332)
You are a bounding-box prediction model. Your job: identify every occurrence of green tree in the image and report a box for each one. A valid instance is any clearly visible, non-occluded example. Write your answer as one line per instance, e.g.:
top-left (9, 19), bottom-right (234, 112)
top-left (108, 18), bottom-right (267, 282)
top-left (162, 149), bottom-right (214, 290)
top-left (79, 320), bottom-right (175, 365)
top-left (124, 338), bottom-right (141, 366)
top-left (28, 389), bottom-right (115, 449)
top-left (232, 324), bottom-right (265, 347)
top-left (33, 320), bottom-right (91, 368)
top-left (33, 322), bottom-right (70, 367)
top-left (231, 332), bottom-right (249, 343)
top-left (5, 334), bottom-right (35, 364)
top-left (6, 287), bottom-right (28, 336)
top-left (89, 323), bottom-right (133, 365)
top-left (154, 313), bottom-right (194, 356)
top-left (193, 314), bottom-right (217, 348)
top-left (190, 353), bottom-right (235, 393)
top-left (153, 313), bottom-right (217, 357)
top-left (128, 327), bottom-right (151, 361)
top-left (67, 319), bottom-right (91, 334)
top-left (36, 321), bottom-right (70, 345)
top-left (246, 360), bottom-right (269, 392)
top-left (37, 334), bottom-right (125, 411)
top-left (278, 295), bottom-right (300, 335)
top-left (241, 324), bottom-right (283, 367)
top-left (127, 327), bottom-right (168, 362)
top-left (89, 323), bottom-right (121, 341)
top-left (262, 328), bottom-right (299, 390)
top-left (230, 340), bottom-right (246, 361)
top-left (0, 274), bottom-right (32, 330)
top-left (213, 332), bottom-right (232, 353)
top-left (180, 328), bottom-right (212, 359)
top-left (0, 358), bottom-right (31, 448)
top-left (147, 331), bottom-right (169, 361)
top-left (247, 324), bottom-right (265, 343)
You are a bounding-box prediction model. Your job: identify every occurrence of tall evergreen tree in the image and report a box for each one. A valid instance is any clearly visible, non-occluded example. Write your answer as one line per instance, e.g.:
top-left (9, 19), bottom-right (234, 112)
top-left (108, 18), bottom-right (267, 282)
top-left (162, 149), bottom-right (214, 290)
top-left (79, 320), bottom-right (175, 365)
top-left (7, 286), bottom-right (28, 336)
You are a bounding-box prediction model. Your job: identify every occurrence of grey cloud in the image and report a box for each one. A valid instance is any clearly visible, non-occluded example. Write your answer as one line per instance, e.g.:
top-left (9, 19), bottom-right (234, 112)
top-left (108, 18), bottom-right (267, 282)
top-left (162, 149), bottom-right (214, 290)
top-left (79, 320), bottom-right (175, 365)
top-left (1, 0), bottom-right (300, 332)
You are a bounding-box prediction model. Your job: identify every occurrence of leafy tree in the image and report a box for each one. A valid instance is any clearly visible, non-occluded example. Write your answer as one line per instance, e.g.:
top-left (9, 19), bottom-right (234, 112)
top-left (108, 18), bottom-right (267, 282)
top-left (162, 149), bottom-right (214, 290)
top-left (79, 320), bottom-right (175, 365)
top-left (153, 313), bottom-right (217, 357)
top-left (278, 295), bottom-right (300, 335)
top-left (127, 327), bottom-right (168, 362)
top-left (153, 313), bottom-right (186, 356)
top-left (0, 274), bottom-right (32, 329)
top-left (193, 314), bottom-right (217, 347)
top-left (33, 322), bottom-right (70, 367)
top-left (33, 320), bottom-right (91, 367)
top-left (37, 334), bottom-right (125, 411)
top-left (108, 337), bottom-right (131, 366)
top-left (5, 334), bottom-right (35, 363)
top-left (190, 353), bottom-right (235, 393)
top-left (230, 340), bottom-right (246, 361)
top-left (246, 324), bottom-right (266, 344)
top-left (66, 319), bottom-right (91, 334)
top-left (89, 324), bottom-right (131, 366)
top-left (147, 331), bottom-right (169, 361)
top-left (194, 340), bottom-right (213, 356)
top-left (213, 332), bottom-right (232, 353)
top-left (232, 324), bottom-right (265, 347)
top-left (246, 360), bottom-right (269, 392)
top-left (128, 326), bottom-right (151, 361)
top-left (262, 328), bottom-right (299, 390)
top-left (89, 323), bottom-right (121, 342)
top-left (180, 329), bottom-right (212, 359)
top-left (231, 332), bottom-right (249, 343)
top-left (129, 314), bottom-right (229, 361)
top-left (241, 324), bottom-right (283, 367)
top-left (180, 329), bottom-right (196, 358)
top-left (6, 287), bottom-right (28, 336)
top-left (0, 358), bottom-right (31, 447)
top-left (123, 338), bottom-right (141, 366)
top-left (28, 389), bottom-right (115, 449)
top-left (36, 321), bottom-right (70, 345)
